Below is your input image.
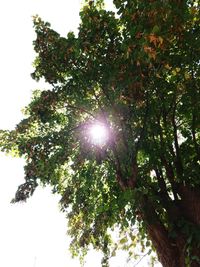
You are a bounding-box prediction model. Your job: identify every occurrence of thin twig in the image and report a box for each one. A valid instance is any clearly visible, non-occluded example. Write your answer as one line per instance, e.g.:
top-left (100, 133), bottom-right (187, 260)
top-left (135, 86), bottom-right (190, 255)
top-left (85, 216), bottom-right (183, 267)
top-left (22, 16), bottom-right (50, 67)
top-left (64, 104), bottom-right (96, 118)
top-left (133, 251), bottom-right (149, 267)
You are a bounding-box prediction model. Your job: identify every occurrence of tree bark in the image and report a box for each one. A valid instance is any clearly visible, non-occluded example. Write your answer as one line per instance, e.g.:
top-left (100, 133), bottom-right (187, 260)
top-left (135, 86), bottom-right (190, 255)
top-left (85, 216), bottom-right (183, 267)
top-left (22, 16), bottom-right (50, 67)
top-left (178, 184), bottom-right (200, 225)
top-left (140, 186), bottom-right (200, 267)
top-left (147, 223), bottom-right (186, 267)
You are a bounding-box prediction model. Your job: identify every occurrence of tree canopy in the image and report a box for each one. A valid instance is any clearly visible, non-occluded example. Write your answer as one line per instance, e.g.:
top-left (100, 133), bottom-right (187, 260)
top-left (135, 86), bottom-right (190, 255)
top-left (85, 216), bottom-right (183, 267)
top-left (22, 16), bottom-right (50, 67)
top-left (1, 0), bottom-right (200, 266)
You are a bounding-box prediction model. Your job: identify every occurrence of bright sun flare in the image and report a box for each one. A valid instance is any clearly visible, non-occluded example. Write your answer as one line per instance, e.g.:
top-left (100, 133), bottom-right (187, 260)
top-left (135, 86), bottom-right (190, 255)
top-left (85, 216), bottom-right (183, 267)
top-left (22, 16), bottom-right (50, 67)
top-left (89, 124), bottom-right (108, 145)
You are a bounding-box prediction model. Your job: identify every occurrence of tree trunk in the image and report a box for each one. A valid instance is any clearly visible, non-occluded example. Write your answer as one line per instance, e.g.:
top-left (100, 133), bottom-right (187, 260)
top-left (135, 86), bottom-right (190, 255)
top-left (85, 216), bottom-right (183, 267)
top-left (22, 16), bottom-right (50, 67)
top-left (117, 165), bottom-right (200, 266)
top-left (148, 223), bottom-right (200, 267)
top-left (144, 185), bottom-right (200, 267)
top-left (147, 223), bottom-right (186, 267)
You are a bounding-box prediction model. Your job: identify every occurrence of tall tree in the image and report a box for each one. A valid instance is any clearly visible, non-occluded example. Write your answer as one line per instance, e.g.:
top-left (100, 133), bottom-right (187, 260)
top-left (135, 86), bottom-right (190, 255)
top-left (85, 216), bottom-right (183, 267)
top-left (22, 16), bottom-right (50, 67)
top-left (1, 0), bottom-right (200, 266)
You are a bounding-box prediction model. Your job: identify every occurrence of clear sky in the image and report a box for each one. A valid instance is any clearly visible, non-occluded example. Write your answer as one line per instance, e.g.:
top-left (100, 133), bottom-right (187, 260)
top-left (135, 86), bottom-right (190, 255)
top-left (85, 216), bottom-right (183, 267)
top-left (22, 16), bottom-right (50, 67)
top-left (0, 1), bottom-right (160, 266)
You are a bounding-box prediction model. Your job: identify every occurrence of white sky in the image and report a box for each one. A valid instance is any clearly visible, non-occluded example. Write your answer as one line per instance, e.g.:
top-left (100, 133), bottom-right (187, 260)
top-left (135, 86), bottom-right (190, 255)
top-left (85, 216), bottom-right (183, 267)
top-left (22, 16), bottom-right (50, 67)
top-left (0, 1), bottom-right (160, 266)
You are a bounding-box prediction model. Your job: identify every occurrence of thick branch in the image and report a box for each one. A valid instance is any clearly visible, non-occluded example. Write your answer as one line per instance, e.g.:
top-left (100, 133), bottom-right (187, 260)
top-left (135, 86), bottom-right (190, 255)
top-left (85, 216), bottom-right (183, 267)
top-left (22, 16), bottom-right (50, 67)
top-left (172, 104), bottom-right (183, 178)
top-left (191, 113), bottom-right (200, 160)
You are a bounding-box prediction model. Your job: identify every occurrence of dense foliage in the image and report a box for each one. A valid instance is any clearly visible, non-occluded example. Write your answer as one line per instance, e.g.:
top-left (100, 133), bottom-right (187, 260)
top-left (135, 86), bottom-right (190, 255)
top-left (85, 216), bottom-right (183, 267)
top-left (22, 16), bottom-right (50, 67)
top-left (1, 0), bottom-right (200, 266)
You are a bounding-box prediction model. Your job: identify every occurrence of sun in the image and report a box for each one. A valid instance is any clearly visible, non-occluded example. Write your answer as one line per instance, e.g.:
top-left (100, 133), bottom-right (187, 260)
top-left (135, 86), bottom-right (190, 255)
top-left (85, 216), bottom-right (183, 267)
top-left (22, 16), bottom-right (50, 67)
top-left (88, 123), bottom-right (108, 145)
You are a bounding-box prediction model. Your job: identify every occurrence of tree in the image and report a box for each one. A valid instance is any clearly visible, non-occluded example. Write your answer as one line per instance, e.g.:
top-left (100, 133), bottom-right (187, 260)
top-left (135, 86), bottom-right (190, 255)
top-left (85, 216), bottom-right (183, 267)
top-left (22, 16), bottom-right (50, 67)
top-left (1, 0), bottom-right (200, 266)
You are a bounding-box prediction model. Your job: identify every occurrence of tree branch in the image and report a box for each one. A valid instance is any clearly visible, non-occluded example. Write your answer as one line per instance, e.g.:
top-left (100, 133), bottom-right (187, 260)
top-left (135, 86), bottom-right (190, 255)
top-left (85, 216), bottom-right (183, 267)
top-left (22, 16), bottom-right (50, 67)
top-left (172, 103), bottom-right (183, 178)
